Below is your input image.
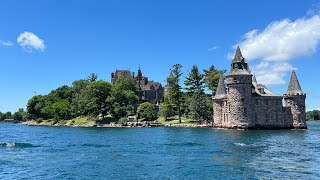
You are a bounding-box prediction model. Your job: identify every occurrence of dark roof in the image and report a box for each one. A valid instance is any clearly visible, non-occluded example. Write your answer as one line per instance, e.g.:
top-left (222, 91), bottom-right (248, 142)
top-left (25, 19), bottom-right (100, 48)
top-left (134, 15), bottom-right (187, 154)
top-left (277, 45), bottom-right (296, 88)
top-left (213, 76), bottom-right (227, 99)
top-left (287, 69), bottom-right (303, 95)
top-left (232, 45), bottom-right (246, 64)
top-left (228, 46), bottom-right (252, 76)
top-left (144, 81), bottom-right (162, 91)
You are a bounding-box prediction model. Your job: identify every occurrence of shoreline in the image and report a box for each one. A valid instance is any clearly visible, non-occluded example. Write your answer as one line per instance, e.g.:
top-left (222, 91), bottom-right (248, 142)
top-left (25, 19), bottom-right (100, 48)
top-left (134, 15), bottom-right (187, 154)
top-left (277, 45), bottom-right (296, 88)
top-left (19, 121), bottom-right (211, 128)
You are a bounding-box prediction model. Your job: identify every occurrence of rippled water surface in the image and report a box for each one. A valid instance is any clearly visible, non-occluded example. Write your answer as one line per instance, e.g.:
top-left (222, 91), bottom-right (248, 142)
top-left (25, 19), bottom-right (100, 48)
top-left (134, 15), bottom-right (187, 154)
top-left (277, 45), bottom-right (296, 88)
top-left (1, 122), bottom-right (320, 179)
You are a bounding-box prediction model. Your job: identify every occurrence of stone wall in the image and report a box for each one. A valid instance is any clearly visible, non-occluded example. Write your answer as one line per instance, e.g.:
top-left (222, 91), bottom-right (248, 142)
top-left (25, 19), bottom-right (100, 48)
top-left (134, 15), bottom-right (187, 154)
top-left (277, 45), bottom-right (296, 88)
top-left (284, 94), bottom-right (307, 129)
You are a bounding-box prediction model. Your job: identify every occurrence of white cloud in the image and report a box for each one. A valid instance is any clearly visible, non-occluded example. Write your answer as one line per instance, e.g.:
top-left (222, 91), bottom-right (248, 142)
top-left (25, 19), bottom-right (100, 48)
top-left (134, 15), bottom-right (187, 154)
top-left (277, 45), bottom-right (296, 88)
top-left (229, 14), bottom-right (320, 85)
top-left (238, 15), bottom-right (320, 61)
top-left (0, 40), bottom-right (14, 46)
top-left (252, 62), bottom-right (293, 85)
top-left (208, 45), bottom-right (218, 52)
top-left (17, 32), bottom-right (46, 52)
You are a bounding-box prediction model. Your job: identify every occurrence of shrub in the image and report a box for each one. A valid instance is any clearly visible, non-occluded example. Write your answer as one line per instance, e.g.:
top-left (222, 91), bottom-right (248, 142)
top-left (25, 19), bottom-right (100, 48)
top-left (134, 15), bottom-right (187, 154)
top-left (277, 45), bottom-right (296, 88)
top-left (137, 102), bottom-right (158, 121)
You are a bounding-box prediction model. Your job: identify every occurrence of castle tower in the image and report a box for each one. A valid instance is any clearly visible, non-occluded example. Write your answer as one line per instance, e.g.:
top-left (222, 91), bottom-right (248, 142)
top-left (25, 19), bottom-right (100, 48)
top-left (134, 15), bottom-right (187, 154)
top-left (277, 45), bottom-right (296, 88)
top-left (284, 69), bottom-right (307, 129)
top-left (225, 46), bottom-right (253, 129)
top-left (213, 76), bottom-right (227, 127)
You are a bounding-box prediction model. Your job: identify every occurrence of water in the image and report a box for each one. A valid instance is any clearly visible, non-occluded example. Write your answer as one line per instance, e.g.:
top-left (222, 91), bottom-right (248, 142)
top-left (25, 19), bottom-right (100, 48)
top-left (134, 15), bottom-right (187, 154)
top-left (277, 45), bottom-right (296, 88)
top-left (0, 122), bottom-right (320, 179)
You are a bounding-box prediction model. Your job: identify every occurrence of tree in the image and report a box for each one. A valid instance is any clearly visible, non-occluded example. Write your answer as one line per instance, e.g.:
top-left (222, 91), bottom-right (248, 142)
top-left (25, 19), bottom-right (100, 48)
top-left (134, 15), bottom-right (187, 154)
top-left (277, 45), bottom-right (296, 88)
top-left (13, 108), bottom-right (25, 121)
top-left (110, 77), bottom-right (139, 118)
top-left (5, 112), bottom-right (12, 119)
top-left (168, 64), bottom-right (183, 123)
top-left (87, 73), bottom-right (98, 82)
top-left (306, 110), bottom-right (320, 120)
top-left (137, 102), bottom-right (158, 121)
top-left (72, 80), bottom-right (112, 118)
top-left (184, 65), bottom-right (205, 93)
top-left (27, 95), bottom-right (46, 119)
top-left (203, 65), bottom-right (226, 94)
top-left (184, 65), bottom-right (210, 121)
top-left (160, 103), bottom-right (175, 120)
top-left (51, 100), bottom-right (72, 120)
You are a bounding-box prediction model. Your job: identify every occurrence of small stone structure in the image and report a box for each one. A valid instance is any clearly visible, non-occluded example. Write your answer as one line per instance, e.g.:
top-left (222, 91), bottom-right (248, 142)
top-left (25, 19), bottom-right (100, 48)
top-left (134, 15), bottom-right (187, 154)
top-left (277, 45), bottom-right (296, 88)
top-left (213, 46), bottom-right (307, 129)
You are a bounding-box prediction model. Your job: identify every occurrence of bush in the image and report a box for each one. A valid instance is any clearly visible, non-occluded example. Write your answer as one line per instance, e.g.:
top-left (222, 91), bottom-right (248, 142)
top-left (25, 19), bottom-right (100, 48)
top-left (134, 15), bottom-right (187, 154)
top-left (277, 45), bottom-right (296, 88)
top-left (36, 118), bottom-right (43, 124)
top-left (118, 117), bottom-right (128, 124)
top-left (161, 103), bottom-right (175, 120)
top-left (137, 102), bottom-right (158, 121)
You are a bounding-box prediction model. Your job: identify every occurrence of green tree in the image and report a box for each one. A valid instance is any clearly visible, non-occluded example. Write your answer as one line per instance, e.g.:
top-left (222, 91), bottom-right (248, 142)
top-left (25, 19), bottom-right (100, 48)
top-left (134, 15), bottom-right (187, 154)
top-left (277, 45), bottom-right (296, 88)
top-left (5, 112), bottom-right (12, 119)
top-left (184, 65), bottom-right (211, 121)
top-left (184, 65), bottom-right (205, 93)
top-left (13, 108), bottom-right (25, 121)
top-left (160, 103), bottom-right (175, 120)
top-left (168, 64), bottom-right (183, 123)
top-left (203, 65), bottom-right (226, 94)
top-left (51, 100), bottom-right (72, 120)
top-left (87, 73), bottom-right (98, 82)
top-left (110, 77), bottom-right (139, 118)
top-left (306, 110), bottom-right (320, 120)
top-left (27, 95), bottom-right (46, 119)
top-left (137, 102), bottom-right (158, 121)
top-left (72, 80), bottom-right (112, 118)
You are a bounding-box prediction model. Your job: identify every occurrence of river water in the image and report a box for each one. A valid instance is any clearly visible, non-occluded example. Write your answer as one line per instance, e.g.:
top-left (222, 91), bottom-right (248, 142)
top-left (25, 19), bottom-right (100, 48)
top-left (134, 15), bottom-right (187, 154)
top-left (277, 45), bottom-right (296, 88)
top-left (0, 122), bottom-right (319, 179)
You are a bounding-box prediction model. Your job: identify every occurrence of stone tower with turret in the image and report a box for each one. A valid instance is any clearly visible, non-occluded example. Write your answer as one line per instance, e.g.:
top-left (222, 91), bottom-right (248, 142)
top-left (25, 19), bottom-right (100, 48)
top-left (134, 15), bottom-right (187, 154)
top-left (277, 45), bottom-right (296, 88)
top-left (284, 70), bottom-right (307, 129)
top-left (213, 46), bottom-right (307, 129)
top-left (225, 46), bottom-right (253, 129)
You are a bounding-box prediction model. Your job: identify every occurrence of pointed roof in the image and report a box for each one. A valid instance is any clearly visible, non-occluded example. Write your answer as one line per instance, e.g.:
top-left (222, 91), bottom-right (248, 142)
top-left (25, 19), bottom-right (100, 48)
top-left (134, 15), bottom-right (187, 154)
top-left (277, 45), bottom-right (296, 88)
top-left (213, 76), bottom-right (227, 99)
top-left (287, 69), bottom-right (303, 95)
top-left (232, 45), bottom-right (245, 63)
top-left (252, 75), bottom-right (257, 84)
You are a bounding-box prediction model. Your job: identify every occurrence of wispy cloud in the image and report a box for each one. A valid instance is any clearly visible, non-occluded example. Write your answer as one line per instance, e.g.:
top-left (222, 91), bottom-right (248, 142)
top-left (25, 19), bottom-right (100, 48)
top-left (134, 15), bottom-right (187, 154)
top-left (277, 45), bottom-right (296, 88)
top-left (208, 45), bottom-right (218, 52)
top-left (17, 32), bottom-right (46, 52)
top-left (229, 13), bottom-right (320, 85)
top-left (0, 40), bottom-right (14, 46)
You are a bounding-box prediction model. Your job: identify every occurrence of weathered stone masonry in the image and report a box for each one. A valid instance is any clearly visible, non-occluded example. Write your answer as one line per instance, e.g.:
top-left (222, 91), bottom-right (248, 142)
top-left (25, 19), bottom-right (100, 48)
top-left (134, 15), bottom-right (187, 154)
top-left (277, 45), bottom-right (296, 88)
top-left (213, 46), bottom-right (307, 129)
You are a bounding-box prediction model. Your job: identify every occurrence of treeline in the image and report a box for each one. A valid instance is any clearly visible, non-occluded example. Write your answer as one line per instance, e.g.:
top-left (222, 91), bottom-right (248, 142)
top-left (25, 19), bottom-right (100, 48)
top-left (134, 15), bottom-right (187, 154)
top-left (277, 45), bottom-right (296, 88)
top-left (27, 73), bottom-right (139, 121)
top-left (0, 108), bottom-right (26, 121)
top-left (22, 64), bottom-right (225, 122)
top-left (306, 110), bottom-right (320, 121)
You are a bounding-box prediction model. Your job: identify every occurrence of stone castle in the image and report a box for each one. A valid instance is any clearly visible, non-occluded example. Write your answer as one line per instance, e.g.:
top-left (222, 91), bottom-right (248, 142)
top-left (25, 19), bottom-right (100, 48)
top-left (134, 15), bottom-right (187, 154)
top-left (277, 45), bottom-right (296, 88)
top-left (111, 68), bottom-right (164, 103)
top-left (213, 46), bottom-right (307, 129)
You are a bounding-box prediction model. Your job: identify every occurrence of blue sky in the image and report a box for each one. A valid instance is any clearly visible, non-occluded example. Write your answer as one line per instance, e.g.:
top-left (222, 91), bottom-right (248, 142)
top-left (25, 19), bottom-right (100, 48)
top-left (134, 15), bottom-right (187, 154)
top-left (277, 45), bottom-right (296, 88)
top-left (0, 0), bottom-right (319, 112)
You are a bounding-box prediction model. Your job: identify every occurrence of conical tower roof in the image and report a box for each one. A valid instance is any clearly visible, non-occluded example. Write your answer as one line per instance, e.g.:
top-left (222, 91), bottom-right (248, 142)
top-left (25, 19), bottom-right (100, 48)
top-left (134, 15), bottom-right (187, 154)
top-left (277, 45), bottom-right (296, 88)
top-left (287, 69), bottom-right (303, 95)
top-left (252, 75), bottom-right (257, 84)
top-left (232, 45), bottom-right (245, 63)
top-left (213, 76), bottom-right (227, 99)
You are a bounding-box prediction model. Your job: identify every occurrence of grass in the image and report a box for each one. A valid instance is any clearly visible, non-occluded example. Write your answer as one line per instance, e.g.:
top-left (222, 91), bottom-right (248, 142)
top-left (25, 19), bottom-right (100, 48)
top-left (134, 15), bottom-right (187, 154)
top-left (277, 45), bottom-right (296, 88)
top-left (71, 117), bottom-right (90, 125)
top-left (156, 116), bottom-right (198, 124)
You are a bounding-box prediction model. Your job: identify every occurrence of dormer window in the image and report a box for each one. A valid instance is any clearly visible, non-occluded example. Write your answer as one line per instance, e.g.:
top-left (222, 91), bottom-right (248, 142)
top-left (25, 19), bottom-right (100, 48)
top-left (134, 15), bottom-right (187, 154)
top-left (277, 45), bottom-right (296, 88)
top-left (258, 88), bottom-right (265, 94)
top-left (234, 63), bottom-right (239, 68)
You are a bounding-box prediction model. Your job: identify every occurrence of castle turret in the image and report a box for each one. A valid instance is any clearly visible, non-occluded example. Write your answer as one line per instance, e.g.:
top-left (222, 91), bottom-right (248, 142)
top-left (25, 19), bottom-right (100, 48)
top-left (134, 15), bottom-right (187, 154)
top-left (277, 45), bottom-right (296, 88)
top-left (284, 69), bottom-right (307, 129)
top-left (225, 46), bottom-right (253, 129)
top-left (213, 76), bottom-right (227, 127)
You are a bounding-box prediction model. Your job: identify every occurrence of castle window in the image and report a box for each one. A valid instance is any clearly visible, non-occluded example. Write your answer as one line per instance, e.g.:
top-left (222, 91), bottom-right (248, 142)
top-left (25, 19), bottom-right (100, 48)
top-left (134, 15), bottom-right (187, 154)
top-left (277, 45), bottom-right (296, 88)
top-left (234, 63), bottom-right (239, 68)
top-left (255, 114), bottom-right (258, 122)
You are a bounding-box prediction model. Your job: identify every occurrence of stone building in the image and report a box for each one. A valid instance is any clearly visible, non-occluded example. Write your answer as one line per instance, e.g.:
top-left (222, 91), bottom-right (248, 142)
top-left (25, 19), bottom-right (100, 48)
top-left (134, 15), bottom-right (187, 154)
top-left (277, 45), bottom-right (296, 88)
top-left (111, 68), bottom-right (164, 103)
top-left (213, 46), bottom-right (307, 129)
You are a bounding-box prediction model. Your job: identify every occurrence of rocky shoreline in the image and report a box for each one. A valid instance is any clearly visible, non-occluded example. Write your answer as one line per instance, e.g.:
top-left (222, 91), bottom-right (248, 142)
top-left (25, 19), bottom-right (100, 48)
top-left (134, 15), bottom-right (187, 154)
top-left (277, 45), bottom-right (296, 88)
top-left (20, 121), bottom-right (211, 128)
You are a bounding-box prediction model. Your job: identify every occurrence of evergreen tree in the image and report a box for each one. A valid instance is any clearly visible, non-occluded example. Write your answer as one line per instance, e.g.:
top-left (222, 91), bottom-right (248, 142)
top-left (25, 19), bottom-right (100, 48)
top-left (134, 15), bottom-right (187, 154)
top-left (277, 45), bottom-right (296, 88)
top-left (203, 65), bottom-right (226, 95)
top-left (184, 65), bottom-right (205, 93)
top-left (184, 65), bottom-right (209, 121)
top-left (168, 64), bottom-right (183, 123)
